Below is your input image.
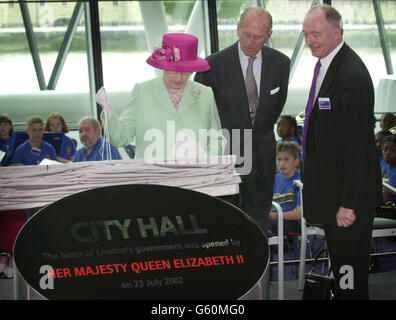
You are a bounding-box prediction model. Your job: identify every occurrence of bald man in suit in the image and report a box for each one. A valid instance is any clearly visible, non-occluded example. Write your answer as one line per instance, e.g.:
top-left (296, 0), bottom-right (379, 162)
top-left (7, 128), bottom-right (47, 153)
top-left (195, 7), bottom-right (290, 235)
top-left (301, 5), bottom-right (383, 299)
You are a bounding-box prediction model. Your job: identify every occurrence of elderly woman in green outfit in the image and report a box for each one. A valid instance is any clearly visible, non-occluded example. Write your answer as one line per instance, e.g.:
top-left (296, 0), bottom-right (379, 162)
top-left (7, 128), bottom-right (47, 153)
top-left (104, 33), bottom-right (224, 160)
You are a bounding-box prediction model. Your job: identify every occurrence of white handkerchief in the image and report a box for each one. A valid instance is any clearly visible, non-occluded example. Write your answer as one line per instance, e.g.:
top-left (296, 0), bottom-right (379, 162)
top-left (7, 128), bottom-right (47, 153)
top-left (96, 87), bottom-right (113, 118)
top-left (39, 158), bottom-right (61, 166)
top-left (270, 87), bottom-right (280, 95)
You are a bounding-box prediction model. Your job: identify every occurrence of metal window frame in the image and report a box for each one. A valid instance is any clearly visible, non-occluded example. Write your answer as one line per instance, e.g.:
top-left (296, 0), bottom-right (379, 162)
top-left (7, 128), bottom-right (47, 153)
top-left (12, 0), bottom-right (396, 120)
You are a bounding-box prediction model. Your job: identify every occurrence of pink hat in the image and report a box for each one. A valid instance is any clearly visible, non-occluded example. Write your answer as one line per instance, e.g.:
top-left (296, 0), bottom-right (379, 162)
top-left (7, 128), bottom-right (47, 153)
top-left (146, 33), bottom-right (210, 72)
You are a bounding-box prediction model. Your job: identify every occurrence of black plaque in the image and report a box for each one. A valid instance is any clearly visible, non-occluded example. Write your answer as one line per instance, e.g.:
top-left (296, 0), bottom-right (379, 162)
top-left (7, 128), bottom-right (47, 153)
top-left (14, 184), bottom-right (269, 299)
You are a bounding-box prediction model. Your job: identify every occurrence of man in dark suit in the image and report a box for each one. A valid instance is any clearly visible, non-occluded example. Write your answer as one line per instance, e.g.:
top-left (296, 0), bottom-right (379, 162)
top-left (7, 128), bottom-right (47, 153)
top-left (195, 7), bottom-right (290, 234)
top-left (302, 5), bottom-right (383, 299)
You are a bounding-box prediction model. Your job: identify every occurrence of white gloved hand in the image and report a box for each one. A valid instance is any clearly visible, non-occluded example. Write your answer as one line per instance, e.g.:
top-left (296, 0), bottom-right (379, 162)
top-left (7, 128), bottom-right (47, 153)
top-left (96, 86), bottom-right (113, 118)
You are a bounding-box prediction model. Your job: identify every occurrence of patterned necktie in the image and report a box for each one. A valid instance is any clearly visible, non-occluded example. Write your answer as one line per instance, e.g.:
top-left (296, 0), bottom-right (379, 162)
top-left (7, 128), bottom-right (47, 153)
top-left (302, 59), bottom-right (322, 156)
top-left (246, 56), bottom-right (259, 124)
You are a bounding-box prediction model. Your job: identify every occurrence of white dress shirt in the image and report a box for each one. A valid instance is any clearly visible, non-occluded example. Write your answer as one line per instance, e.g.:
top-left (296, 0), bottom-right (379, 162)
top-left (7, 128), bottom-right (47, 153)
top-left (315, 40), bottom-right (344, 99)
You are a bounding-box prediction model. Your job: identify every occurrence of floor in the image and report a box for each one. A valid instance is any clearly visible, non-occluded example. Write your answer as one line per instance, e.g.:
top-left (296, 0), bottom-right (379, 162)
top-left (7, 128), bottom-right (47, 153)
top-left (1, 268), bottom-right (396, 300)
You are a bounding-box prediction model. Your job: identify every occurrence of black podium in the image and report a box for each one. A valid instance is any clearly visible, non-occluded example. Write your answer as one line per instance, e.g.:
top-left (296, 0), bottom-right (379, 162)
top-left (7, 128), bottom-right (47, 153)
top-left (14, 184), bottom-right (269, 300)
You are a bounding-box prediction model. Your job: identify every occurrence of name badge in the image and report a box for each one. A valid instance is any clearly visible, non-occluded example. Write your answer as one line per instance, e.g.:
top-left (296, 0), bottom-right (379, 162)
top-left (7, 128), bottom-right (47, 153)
top-left (318, 97), bottom-right (331, 110)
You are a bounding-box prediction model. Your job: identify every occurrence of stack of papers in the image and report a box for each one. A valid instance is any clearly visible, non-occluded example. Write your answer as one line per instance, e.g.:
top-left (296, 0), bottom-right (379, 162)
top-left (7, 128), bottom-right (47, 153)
top-left (0, 155), bottom-right (240, 210)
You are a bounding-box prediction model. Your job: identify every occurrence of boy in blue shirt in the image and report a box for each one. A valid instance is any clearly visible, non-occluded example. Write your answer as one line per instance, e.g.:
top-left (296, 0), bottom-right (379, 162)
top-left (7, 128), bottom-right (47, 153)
top-left (12, 116), bottom-right (57, 166)
top-left (73, 116), bottom-right (122, 162)
top-left (268, 141), bottom-right (301, 236)
top-left (0, 114), bottom-right (14, 166)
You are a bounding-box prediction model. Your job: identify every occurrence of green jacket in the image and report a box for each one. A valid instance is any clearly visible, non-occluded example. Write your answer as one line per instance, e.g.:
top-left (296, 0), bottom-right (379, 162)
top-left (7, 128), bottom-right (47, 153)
top-left (108, 77), bottom-right (224, 160)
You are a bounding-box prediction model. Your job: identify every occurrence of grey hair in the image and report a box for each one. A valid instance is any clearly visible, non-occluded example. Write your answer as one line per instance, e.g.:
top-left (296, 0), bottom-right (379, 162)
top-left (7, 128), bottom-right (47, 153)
top-left (238, 7), bottom-right (273, 32)
top-left (308, 4), bottom-right (344, 33)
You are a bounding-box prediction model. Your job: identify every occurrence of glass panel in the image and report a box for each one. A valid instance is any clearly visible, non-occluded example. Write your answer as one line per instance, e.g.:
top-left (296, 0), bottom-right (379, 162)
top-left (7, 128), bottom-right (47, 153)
top-left (215, 0), bottom-right (311, 59)
top-left (0, 1), bottom-right (89, 93)
top-left (99, 1), bottom-right (149, 92)
top-left (0, 1), bottom-right (91, 132)
top-left (216, 0), bottom-right (242, 49)
top-left (382, 0), bottom-right (396, 71)
top-left (332, 0), bottom-right (387, 86)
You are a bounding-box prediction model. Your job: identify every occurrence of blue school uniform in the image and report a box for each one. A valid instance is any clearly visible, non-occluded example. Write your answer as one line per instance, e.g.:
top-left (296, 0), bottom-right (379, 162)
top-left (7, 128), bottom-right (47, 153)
top-left (384, 165), bottom-right (396, 203)
top-left (268, 170), bottom-right (301, 235)
top-left (0, 136), bottom-right (14, 166)
top-left (12, 140), bottom-right (57, 165)
top-left (73, 137), bottom-right (122, 162)
top-left (59, 135), bottom-right (76, 160)
top-left (273, 170), bottom-right (301, 210)
top-left (380, 157), bottom-right (389, 176)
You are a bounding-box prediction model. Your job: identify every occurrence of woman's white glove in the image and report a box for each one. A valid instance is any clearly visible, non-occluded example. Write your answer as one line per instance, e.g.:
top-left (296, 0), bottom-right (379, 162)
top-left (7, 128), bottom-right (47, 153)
top-left (96, 86), bottom-right (113, 118)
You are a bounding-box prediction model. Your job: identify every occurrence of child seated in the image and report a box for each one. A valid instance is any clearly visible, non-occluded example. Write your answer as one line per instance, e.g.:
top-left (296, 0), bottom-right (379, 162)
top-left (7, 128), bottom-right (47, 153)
top-left (276, 115), bottom-right (301, 146)
top-left (12, 116), bottom-right (58, 165)
top-left (375, 129), bottom-right (392, 177)
top-left (380, 113), bottom-right (396, 131)
top-left (0, 114), bottom-right (14, 166)
top-left (382, 135), bottom-right (396, 203)
top-left (45, 112), bottom-right (76, 163)
top-left (268, 141), bottom-right (301, 236)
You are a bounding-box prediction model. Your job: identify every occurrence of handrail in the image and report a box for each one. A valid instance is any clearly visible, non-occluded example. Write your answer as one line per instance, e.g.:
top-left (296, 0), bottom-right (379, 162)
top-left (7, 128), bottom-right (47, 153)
top-left (271, 201), bottom-right (284, 300)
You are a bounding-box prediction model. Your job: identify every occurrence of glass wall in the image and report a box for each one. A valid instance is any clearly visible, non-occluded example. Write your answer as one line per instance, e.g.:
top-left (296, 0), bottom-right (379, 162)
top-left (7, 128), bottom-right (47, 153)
top-left (333, 0), bottom-right (394, 85)
top-left (0, 1), bottom-right (89, 93)
top-left (0, 1), bottom-right (92, 131)
top-left (382, 0), bottom-right (396, 67)
top-left (0, 0), bottom-right (395, 130)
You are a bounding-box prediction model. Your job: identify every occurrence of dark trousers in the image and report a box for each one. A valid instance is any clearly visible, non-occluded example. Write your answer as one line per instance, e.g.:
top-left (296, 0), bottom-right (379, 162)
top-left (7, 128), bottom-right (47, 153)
top-left (323, 212), bottom-right (374, 300)
top-left (239, 182), bottom-right (272, 236)
top-left (218, 182), bottom-right (272, 236)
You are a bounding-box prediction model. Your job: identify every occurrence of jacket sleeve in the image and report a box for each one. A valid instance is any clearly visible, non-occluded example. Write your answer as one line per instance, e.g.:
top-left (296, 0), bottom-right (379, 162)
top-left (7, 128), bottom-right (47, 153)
top-left (107, 84), bottom-right (139, 147)
top-left (194, 58), bottom-right (216, 90)
top-left (207, 86), bottom-right (226, 156)
top-left (340, 70), bottom-right (373, 210)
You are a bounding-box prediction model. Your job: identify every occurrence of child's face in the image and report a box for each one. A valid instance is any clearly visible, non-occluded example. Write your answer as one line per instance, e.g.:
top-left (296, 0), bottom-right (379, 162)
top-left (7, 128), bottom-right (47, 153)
top-left (383, 141), bottom-right (396, 167)
top-left (27, 122), bottom-right (44, 144)
top-left (375, 133), bottom-right (385, 155)
top-left (277, 151), bottom-right (299, 178)
top-left (380, 114), bottom-right (395, 130)
top-left (49, 118), bottom-right (63, 133)
top-left (0, 122), bottom-right (12, 139)
top-left (277, 119), bottom-right (294, 139)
